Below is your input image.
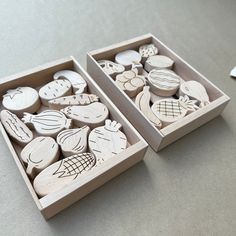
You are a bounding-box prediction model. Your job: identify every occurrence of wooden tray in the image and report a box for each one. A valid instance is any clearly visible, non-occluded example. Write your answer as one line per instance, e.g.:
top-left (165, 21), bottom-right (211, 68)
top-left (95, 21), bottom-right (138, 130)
top-left (87, 34), bottom-right (230, 151)
top-left (0, 57), bottom-right (148, 219)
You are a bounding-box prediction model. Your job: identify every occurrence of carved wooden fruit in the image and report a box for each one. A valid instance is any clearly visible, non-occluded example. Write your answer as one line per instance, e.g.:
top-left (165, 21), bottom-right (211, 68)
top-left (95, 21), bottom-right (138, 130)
top-left (145, 55), bottom-right (174, 72)
top-left (179, 80), bottom-right (210, 107)
top-left (48, 93), bottom-right (99, 110)
top-left (135, 86), bottom-right (162, 129)
top-left (0, 110), bottom-right (33, 146)
top-left (115, 69), bottom-right (146, 97)
top-left (53, 70), bottom-right (87, 94)
top-left (148, 69), bottom-right (181, 96)
top-left (57, 126), bottom-right (90, 157)
top-left (151, 96), bottom-right (199, 125)
top-left (88, 119), bottom-right (127, 165)
top-left (22, 110), bottom-right (72, 137)
top-left (61, 102), bottom-right (109, 128)
top-left (39, 79), bottom-right (72, 106)
top-left (98, 60), bottom-right (125, 77)
top-left (2, 87), bottom-right (40, 116)
top-left (139, 44), bottom-right (158, 62)
top-left (33, 153), bottom-right (96, 197)
top-left (20, 137), bottom-right (59, 179)
top-left (115, 50), bottom-right (141, 69)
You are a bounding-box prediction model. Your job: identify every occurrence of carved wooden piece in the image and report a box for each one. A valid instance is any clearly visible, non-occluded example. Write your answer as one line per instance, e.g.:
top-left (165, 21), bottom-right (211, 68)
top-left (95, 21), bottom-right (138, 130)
top-left (54, 70), bottom-right (87, 94)
top-left (61, 102), bottom-right (109, 128)
top-left (2, 87), bottom-right (40, 116)
top-left (115, 69), bottom-right (146, 97)
top-left (148, 69), bottom-right (181, 96)
top-left (39, 79), bottom-right (72, 106)
top-left (0, 110), bottom-right (33, 146)
top-left (115, 50), bottom-right (141, 69)
top-left (151, 96), bottom-right (199, 125)
top-left (88, 120), bottom-right (127, 165)
top-left (135, 86), bottom-right (162, 128)
top-left (132, 61), bottom-right (143, 74)
top-left (145, 55), bottom-right (174, 72)
top-left (22, 110), bottom-right (72, 137)
top-left (57, 126), bottom-right (90, 157)
top-left (98, 60), bottom-right (125, 78)
top-left (48, 93), bottom-right (99, 110)
top-left (33, 153), bottom-right (96, 197)
top-left (20, 137), bottom-right (59, 179)
top-left (179, 80), bottom-right (210, 107)
top-left (139, 44), bottom-right (158, 62)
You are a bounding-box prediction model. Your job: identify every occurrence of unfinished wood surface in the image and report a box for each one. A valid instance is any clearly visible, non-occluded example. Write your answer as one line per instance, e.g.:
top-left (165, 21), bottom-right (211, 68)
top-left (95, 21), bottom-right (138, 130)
top-left (148, 69), bottom-right (181, 96)
top-left (88, 119), bottom-right (127, 165)
top-left (115, 50), bottom-right (141, 69)
top-left (144, 55), bottom-right (174, 72)
top-left (20, 137), bottom-right (59, 179)
top-left (2, 87), bottom-right (40, 116)
top-left (57, 126), bottom-right (90, 157)
top-left (139, 43), bottom-right (158, 62)
top-left (39, 79), bottom-right (72, 106)
top-left (135, 86), bottom-right (162, 128)
top-left (48, 93), bottom-right (99, 110)
top-left (0, 109), bottom-right (33, 146)
top-left (115, 69), bottom-right (146, 97)
top-left (34, 153), bottom-right (96, 197)
top-left (53, 70), bottom-right (87, 94)
top-left (179, 80), bottom-right (210, 107)
top-left (22, 110), bottom-right (72, 137)
top-left (98, 60), bottom-right (125, 78)
top-left (61, 102), bottom-right (109, 128)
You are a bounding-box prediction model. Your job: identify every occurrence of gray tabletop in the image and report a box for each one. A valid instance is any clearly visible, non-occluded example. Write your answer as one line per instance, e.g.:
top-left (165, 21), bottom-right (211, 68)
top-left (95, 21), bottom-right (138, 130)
top-left (0, 1), bottom-right (235, 235)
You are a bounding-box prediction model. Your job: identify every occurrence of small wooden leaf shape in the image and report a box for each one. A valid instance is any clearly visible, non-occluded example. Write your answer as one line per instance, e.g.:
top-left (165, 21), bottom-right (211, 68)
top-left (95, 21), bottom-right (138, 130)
top-left (39, 79), bottom-right (72, 106)
top-left (20, 137), bottom-right (59, 179)
top-left (22, 110), bottom-right (72, 137)
top-left (0, 110), bottom-right (33, 146)
top-left (135, 86), bottom-right (162, 129)
top-left (61, 102), bottom-right (109, 128)
top-left (33, 153), bottom-right (96, 197)
top-left (115, 50), bottom-right (141, 69)
top-left (48, 93), bottom-right (99, 110)
top-left (151, 95), bottom-right (199, 125)
top-left (115, 69), bottom-right (146, 97)
top-left (139, 44), bottom-right (158, 62)
top-left (230, 66), bottom-right (236, 78)
top-left (148, 69), bottom-right (181, 96)
top-left (145, 55), bottom-right (174, 72)
top-left (53, 70), bottom-right (87, 94)
top-left (2, 87), bottom-right (40, 116)
top-left (98, 60), bottom-right (125, 77)
top-left (179, 80), bottom-right (210, 107)
top-left (88, 119), bottom-right (127, 164)
top-left (57, 126), bottom-right (90, 157)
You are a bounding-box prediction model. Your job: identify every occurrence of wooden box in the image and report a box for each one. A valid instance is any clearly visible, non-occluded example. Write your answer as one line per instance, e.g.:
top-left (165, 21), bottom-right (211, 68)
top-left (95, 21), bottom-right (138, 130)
top-left (0, 57), bottom-right (148, 219)
top-left (87, 34), bottom-right (230, 151)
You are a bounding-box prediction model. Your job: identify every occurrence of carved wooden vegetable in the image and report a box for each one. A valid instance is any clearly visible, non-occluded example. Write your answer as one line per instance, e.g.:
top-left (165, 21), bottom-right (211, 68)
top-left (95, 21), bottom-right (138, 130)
top-left (139, 44), bottom-right (158, 62)
top-left (48, 93), bottom-right (99, 110)
top-left (54, 70), bottom-right (87, 94)
top-left (61, 102), bottom-right (109, 128)
top-left (20, 137), bottom-right (59, 179)
top-left (33, 153), bottom-right (96, 197)
top-left (148, 69), bottom-right (181, 96)
top-left (57, 126), bottom-right (90, 157)
top-left (151, 96), bottom-right (198, 125)
top-left (2, 87), bottom-right (40, 116)
top-left (0, 110), bottom-right (33, 146)
top-left (22, 110), bottom-right (72, 137)
top-left (145, 55), bottom-right (174, 72)
top-left (115, 50), bottom-right (141, 69)
top-left (39, 79), bottom-right (72, 106)
top-left (88, 119), bottom-right (127, 165)
top-left (115, 69), bottom-right (146, 97)
top-left (135, 86), bottom-right (162, 128)
top-left (98, 60), bottom-right (125, 77)
top-left (179, 80), bottom-right (210, 107)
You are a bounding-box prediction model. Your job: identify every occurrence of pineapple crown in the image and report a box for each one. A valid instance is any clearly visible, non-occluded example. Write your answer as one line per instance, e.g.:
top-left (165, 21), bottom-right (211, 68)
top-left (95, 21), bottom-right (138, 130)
top-left (105, 119), bottom-right (122, 132)
top-left (179, 96), bottom-right (199, 111)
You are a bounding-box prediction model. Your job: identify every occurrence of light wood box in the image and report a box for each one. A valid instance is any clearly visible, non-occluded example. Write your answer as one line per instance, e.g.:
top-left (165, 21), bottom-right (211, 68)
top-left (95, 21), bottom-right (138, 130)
top-left (0, 57), bottom-right (148, 219)
top-left (87, 34), bottom-right (230, 151)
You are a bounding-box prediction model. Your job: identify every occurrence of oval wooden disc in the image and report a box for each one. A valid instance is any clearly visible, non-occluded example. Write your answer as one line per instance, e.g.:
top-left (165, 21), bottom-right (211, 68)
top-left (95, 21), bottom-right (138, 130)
top-left (145, 55), bottom-right (174, 72)
top-left (115, 50), bottom-right (141, 69)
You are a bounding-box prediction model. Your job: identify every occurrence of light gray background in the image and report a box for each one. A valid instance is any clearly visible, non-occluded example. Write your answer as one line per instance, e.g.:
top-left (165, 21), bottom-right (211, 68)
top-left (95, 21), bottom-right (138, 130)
top-left (0, 0), bottom-right (235, 235)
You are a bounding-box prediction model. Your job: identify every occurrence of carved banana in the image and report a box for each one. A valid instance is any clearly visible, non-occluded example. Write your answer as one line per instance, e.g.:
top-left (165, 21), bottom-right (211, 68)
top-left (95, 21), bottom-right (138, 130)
top-left (135, 86), bottom-right (162, 129)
